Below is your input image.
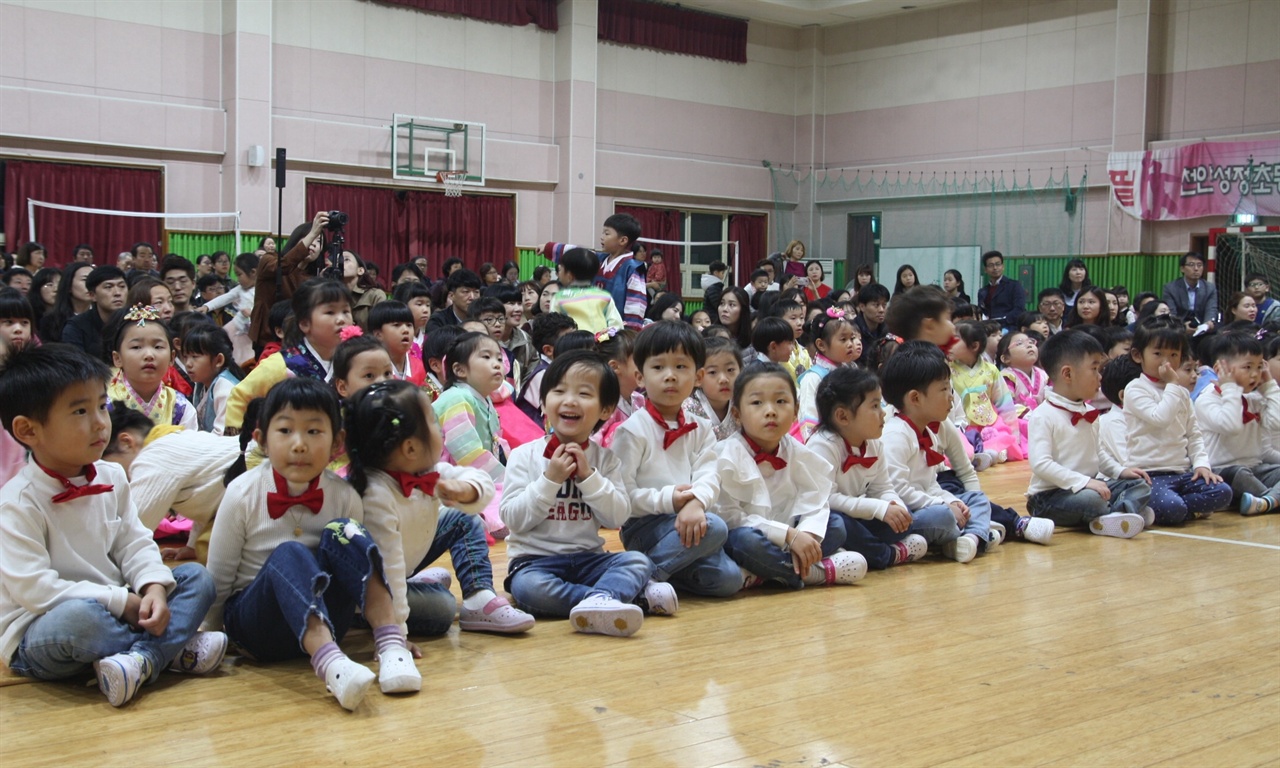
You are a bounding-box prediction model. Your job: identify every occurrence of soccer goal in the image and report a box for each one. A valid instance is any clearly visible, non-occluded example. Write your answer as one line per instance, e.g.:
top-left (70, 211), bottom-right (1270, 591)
top-left (26, 199), bottom-right (242, 262)
top-left (1209, 226), bottom-right (1280, 293)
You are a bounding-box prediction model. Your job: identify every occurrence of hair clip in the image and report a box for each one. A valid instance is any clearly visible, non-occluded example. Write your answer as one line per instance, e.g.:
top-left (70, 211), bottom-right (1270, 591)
top-left (884, 334), bottom-right (904, 345)
top-left (825, 307), bottom-right (845, 319)
top-left (123, 304), bottom-right (161, 327)
top-left (595, 327), bottom-right (620, 343)
top-left (339, 326), bottom-right (364, 342)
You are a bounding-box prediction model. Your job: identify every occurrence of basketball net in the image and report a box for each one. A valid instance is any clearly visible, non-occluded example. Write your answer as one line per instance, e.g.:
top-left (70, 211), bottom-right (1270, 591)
top-left (436, 171), bottom-right (466, 198)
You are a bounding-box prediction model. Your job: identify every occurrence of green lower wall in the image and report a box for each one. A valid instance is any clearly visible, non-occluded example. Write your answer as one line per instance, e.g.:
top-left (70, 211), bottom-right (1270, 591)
top-left (166, 233), bottom-right (262, 263)
top-left (1004, 253), bottom-right (1183, 308)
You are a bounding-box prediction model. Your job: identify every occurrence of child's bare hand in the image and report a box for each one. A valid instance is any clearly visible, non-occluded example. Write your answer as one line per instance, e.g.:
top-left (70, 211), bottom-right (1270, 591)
top-left (949, 500), bottom-right (970, 527)
top-left (436, 479), bottom-right (478, 506)
top-left (1120, 467), bottom-right (1151, 484)
top-left (1085, 478), bottom-right (1112, 501)
top-left (544, 445), bottom-right (575, 483)
top-left (674, 502), bottom-right (707, 547)
top-left (1157, 361), bottom-right (1179, 384)
top-left (136, 584), bottom-right (170, 636)
top-left (122, 593), bottom-right (142, 629)
top-left (1192, 466), bottom-right (1223, 485)
top-left (671, 485), bottom-right (695, 511)
top-left (883, 502), bottom-right (912, 533)
top-left (789, 530), bottom-right (822, 576)
top-left (564, 443), bottom-right (592, 481)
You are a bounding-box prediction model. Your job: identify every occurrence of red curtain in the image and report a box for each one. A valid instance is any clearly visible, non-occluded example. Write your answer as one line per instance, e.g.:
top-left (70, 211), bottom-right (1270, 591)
top-left (616, 205), bottom-right (684, 297)
top-left (307, 182), bottom-right (515, 278)
top-left (366, 0), bottom-right (557, 30)
top-left (599, 0), bottom-right (747, 64)
top-left (3, 160), bottom-right (163, 268)
top-left (728, 213), bottom-right (766, 286)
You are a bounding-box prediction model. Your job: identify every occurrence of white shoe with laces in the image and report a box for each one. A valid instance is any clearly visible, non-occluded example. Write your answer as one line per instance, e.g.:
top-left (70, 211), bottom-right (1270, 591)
top-left (640, 581), bottom-right (679, 616)
top-left (168, 631), bottom-right (227, 675)
top-left (569, 594), bottom-right (644, 637)
top-left (1019, 517), bottom-right (1055, 545)
top-left (94, 652), bottom-right (150, 707)
top-left (943, 534), bottom-right (979, 564)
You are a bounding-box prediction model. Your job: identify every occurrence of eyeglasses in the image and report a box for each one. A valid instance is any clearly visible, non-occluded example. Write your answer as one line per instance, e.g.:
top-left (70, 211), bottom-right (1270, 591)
top-left (1039, 300), bottom-right (1065, 308)
top-left (479, 316), bottom-right (505, 327)
top-left (1247, 281), bottom-right (1267, 288)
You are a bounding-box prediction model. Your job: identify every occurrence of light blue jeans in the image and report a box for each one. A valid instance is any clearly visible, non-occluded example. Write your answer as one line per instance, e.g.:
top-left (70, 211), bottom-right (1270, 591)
top-left (10, 563), bottom-right (215, 683)
top-left (507, 550), bottom-right (654, 617)
top-left (620, 512), bottom-right (742, 597)
top-left (909, 491), bottom-right (993, 548)
top-left (403, 509), bottom-right (495, 636)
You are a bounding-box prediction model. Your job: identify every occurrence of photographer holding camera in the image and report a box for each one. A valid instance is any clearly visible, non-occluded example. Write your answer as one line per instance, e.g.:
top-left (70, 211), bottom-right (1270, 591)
top-left (249, 210), bottom-right (334, 355)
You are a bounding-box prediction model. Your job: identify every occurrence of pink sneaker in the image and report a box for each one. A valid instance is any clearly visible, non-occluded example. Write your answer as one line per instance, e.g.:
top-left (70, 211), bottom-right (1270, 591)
top-left (458, 596), bottom-right (535, 634)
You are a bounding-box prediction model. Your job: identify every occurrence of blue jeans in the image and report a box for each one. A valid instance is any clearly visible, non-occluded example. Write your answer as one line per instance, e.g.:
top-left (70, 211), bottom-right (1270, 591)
top-left (1148, 472), bottom-right (1234, 524)
top-left (224, 518), bottom-right (385, 662)
top-left (938, 469), bottom-right (1020, 534)
top-left (909, 491), bottom-right (993, 548)
top-left (833, 513), bottom-right (909, 571)
top-left (11, 563), bottom-right (214, 683)
top-left (404, 509), bottom-right (493, 636)
top-left (1217, 464), bottom-right (1280, 502)
top-left (723, 515), bottom-right (846, 589)
top-left (1027, 478), bottom-right (1151, 527)
top-left (620, 512), bottom-right (741, 597)
top-left (508, 551), bottom-right (653, 617)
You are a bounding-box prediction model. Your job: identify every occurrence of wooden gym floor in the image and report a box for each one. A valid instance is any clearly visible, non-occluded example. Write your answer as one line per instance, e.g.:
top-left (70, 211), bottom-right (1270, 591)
top-left (1, 462), bottom-right (1278, 767)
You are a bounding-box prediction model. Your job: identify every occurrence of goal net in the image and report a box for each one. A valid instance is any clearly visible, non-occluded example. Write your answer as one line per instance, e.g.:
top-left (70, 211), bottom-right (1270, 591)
top-left (1210, 227), bottom-right (1280, 294)
top-left (27, 199), bottom-right (241, 265)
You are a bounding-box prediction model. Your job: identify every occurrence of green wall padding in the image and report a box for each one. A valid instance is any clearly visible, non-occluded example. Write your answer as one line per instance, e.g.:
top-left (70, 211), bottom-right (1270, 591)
top-left (1004, 254), bottom-right (1183, 309)
top-left (517, 248), bottom-right (543, 282)
top-left (166, 233), bottom-right (261, 263)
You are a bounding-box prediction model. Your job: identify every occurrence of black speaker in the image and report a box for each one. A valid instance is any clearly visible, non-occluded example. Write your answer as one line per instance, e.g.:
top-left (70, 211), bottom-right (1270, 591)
top-left (275, 148), bottom-right (287, 189)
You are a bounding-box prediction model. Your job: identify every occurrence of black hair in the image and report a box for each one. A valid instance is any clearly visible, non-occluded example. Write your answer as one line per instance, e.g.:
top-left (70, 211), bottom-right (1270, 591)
top-left (558, 247), bottom-right (600, 283)
top-left (879, 340), bottom-right (950, 409)
top-left (0, 290), bottom-right (35, 323)
top-left (160, 255), bottom-right (195, 279)
top-left (344, 379), bottom-right (433, 495)
top-left (717, 286), bottom-right (753, 349)
top-left (1132, 315), bottom-right (1189, 358)
top-left (234, 252), bottom-right (260, 275)
top-left (1112, 285), bottom-right (1129, 298)
top-left (1265, 334), bottom-right (1280, 360)
top-left (885, 285), bottom-right (951, 340)
top-left (951, 302), bottom-right (977, 321)
top-left (423, 326), bottom-right (464, 371)
top-left (444, 331), bottom-right (500, 386)
top-left (225, 378), bottom-right (342, 485)
top-left (953, 320), bottom-right (986, 355)
top-left (441, 257), bottom-right (464, 279)
top-left (701, 324), bottom-right (734, 342)
top-left (765, 299), bottom-right (804, 321)
top-left (332, 335), bottom-right (390, 383)
top-left (105, 306), bottom-right (174, 356)
top-left (538, 349), bottom-right (621, 431)
top-left (1058, 258), bottom-right (1092, 294)
top-left (944, 269), bottom-right (966, 296)
top-left (808, 308), bottom-right (855, 350)
top-left (596, 327), bottom-right (637, 363)
top-left (1038, 287), bottom-right (1067, 304)
top-left (1208, 331), bottom-right (1264, 365)
top-left (709, 261), bottom-right (728, 275)
top-left (42, 262), bottom-right (96, 343)
top-left (170, 310), bottom-right (212, 344)
top-left (1038, 328), bottom-right (1104, 382)
top-left (292, 278), bottom-right (352, 327)
top-left (1179, 251), bottom-right (1205, 268)
top-left (1100, 355), bottom-right (1142, 407)
top-left (446, 268), bottom-right (483, 293)
top-left (751, 317), bottom-right (793, 353)
top-left (815, 366), bottom-right (880, 435)
top-left (486, 284), bottom-right (521, 305)
top-left (532, 265), bottom-right (551, 282)
top-left (702, 335), bottom-right (743, 367)
top-left (391, 262), bottom-right (426, 285)
top-left (731, 360), bottom-right (796, 410)
top-left (2, 268), bottom-right (33, 287)
top-left (646, 293), bottom-right (683, 322)
top-left (602, 213), bottom-right (641, 246)
top-left (131, 242), bottom-right (155, 258)
top-left (196, 274), bottom-right (224, 293)
top-left (748, 269), bottom-right (770, 284)
top-left (531, 311), bottom-right (577, 354)
top-left (517, 280), bottom-right (542, 314)
top-left (106, 397), bottom-right (156, 455)
top-left (392, 279), bottom-right (432, 305)
top-left (1067, 286), bottom-right (1108, 327)
top-left (633, 320), bottom-right (706, 369)
top-left (367, 300), bottom-right (415, 331)
top-left (995, 329), bottom-right (1029, 368)
top-left (981, 250), bottom-right (1004, 268)
top-left (28, 267), bottom-right (61, 317)
top-left (0, 343), bottom-right (112, 439)
top-left (1073, 323), bottom-right (1110, 353)
top-left (856, 283), bottom-right (890, 306)
top-left (479, 262), bottom-right (498, 280)
top-left (1105, 326), bottom-right (1133, 351)
top-left (468, 297), bottom-right (506, 320)
top-left (892, 264), bottom-right (918, 296)
top-left (1018, 311), bottom-right (1045, 329)
top-left (553, 330), bottom-right (598, 358)
top-left (268, 299), bottom-right (292, 335)
top-left (87, 265), bottom-right (127, 292)
top-left (181, 324), bottom-right (245, 380)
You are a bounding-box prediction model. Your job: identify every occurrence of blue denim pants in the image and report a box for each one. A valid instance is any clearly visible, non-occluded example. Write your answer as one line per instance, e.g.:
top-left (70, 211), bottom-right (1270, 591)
top-left (909, 490), bottom-right (993, 548)
top-left (11, 563), bottom-right (215, 683)
top-left (404, 509), bottom-right (494, 636)
top-left (508, 550), bottom-right (653, 618)
top-left (620, 512), bottom-right (742, 597)
top-left (723, 514), bottom-right (847, 589)
top-left (832, 513), bottom-right (910, 571)
top-left (224, 518), bottom-right (385, 662)
top-left (1148, 472), bottom-right (1234, 524)
top-left (1027, 478), bottom-right (1151, 527)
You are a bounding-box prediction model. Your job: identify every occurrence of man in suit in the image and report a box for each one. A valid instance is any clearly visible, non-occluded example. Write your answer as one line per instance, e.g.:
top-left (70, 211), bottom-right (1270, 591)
top-left (1162, 252), bottom-right (1218, 328)
top-left (977, 250), bottom-right (1027, 330)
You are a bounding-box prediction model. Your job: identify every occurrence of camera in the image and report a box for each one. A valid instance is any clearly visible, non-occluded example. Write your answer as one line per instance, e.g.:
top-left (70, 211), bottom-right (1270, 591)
top-left (326, 211), bottom-right (348, 232)
top-left (321, 211), bottom-right (349, 280)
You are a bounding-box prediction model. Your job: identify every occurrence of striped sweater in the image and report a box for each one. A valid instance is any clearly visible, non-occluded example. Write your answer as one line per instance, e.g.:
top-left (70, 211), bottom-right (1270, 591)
top-left (434, 382), bottom-right (506, 482)
top-left (543, 242), bottom-right (648, 330)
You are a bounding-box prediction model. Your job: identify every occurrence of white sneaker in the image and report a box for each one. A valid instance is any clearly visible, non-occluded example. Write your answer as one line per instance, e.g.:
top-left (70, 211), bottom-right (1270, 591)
top-left (1138, 506), bottom-right (1156, 527)
top-left (895, 533), bottom-right (929, 564)
top-left (376, 646), bottom-right (422, 694)
top-left (168, 631), bottom-right (227, 675)
top-left (987, 522), bottom-right (1006, 550)
top-left (570, 594), bottom-right (644, 637)
top-left (943, 534), bottom-right (978, 564)
top-left (1089, 512), bottom-right (1144, 539)
top-left (94, 652), bottom-right (150, 707)
top-left (1020, 517), bottom-right (1055, 545)
top-left (408, 567), bottom-right (453, 588)
top-left (641, 581), bottom-right (679, 616)
top-left (325, 657), bottom-right (376, 711)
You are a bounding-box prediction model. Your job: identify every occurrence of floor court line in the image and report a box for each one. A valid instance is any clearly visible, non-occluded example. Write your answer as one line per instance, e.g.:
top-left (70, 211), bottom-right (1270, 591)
top-left (1145, 529), bottom-right (1280, 551)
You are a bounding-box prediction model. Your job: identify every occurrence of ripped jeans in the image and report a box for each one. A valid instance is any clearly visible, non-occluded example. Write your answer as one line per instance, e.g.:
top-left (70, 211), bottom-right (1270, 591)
top-left (224, 519), bottom-right (386, 662)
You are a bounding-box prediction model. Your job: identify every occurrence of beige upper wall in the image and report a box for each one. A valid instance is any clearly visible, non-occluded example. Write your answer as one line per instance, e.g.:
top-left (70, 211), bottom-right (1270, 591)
top-left (3, 0), bottom-right (223, 34)
top-left (1152, 0), bottom-right (1279, 74)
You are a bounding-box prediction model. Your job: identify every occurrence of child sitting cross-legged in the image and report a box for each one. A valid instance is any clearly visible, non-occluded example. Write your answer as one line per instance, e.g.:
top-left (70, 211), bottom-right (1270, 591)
top-left (0, 344), bottom-right (225, 707)
top-left (499, 350), bottom-right (657, 637)
top-left (807, 366), bottom-right (930, 570)
top-left (613, 322), bottom-right (741, 601)
top-left (1026, 330), bottom-right (1152, 537)
top-left (348, 380), bottom-right (534, 639)
top-left (714, 362), bottom-right (867, 589)
top-left (204, 378), bottom-right (420, 711)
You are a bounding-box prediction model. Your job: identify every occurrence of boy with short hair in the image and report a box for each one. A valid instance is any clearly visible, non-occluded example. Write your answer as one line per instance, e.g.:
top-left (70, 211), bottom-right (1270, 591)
top-left (1194, 332), bottom-right (1280, 514)
top-left (1097, 355), bottom-right (1142, 479)
top-left (701, 261), bottom-right (729, 318)
top-left (879, 341), bottom-right (995, 563)
top-left (765, 299), bottom-right (811, 379)
top-left (550, 247), bottom-right (624, 335)
top-left (542, 213), bottom-right (648, 330)
top-left (1026, 330), bottom-right (1151, 537)
top-left (745, 269), bottom-right (772, 298)
top-left (0, 345), bottom-right (225, 706)
top-left (518, 312), bottom-right (578, 423)
top-left (613, 322), bottom-right (739, 599)
top-left (751, 317), bottom-right (795, 366)
top-left (853, 283), bottom-right (891, 368)
top-left (1245, 273), bottom-right (1278, 325)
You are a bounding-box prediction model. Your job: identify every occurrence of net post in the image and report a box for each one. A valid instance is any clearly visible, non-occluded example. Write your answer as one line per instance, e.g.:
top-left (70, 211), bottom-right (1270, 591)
top-left (27, 198), bottom-right (36, 244)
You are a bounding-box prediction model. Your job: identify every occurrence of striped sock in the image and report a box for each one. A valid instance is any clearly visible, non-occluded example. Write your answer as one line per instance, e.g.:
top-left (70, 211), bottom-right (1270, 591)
top-left (310, 642), bottom-right (343, 682)
top-left (373, 625), bottom-right (407, 660)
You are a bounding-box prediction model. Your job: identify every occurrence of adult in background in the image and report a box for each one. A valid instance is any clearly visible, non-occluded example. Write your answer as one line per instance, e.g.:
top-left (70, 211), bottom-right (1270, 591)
top-left (803, 260), bottom-right (831, 302)
top-left (160, 255), bottom-right (196, 314)
top-left (943, 269), bottom-right (970, 305)
top-left (62, 265), bottom-right (128, 363)
top-left (15, 242), bottom-right (46, 271)
top-left (977, 250), bottom-right (1027, 330)
top-left (1162, 251), bottom-right (1218, 328)
top-left (1058, 258), bottom-right (1091, 314)
top-left (39, 262), bottom-right (94, 343)
top-left (72, 244), bottom-right (95, 265)
top-left (426, 268), bottom-right (483, 332)
top-left (248, 211), bottom-right (329, 353)
top-left (128, 242), bottom-right (158, 278)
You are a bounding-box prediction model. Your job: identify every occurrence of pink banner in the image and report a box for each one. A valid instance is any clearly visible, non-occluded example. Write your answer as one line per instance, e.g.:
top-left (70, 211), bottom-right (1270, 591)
top-left (1107, 140), bottom-right (1280, 221)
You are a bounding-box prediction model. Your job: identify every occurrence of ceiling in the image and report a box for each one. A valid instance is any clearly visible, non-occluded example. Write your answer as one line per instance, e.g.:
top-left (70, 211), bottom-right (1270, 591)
top-left (673, 0), bottom-right (967, 27)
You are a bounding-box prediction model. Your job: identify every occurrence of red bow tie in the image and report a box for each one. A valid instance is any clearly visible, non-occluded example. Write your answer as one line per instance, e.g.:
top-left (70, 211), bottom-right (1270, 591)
top-left (841, 440), bottom-right (877, 472)
top-left (39, 463), bottom-right (114, 504)
top-left (388, 470), bottom-right (439, 498)
top-left (1049, 401), bottom-right (1099, 425)
top-left (896, 415), bottom-right (945, 467)
top-left (543, 434), bottom-right (588, 459)
top-left (645, 400), bottom-right (697, 449)
top-left (1243, 398), bottom-right (1260, 425)
top-left (744, 435), bottom-right (786, 471)
top-left (266, 471), bottom-right (325, 519)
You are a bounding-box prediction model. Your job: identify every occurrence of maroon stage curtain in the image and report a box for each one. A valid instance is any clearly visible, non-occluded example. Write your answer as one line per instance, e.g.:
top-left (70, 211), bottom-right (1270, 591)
top-left (616, 205), bottom-right (684, 298)
top-left (365, 0), bottom-right (557, 30)
top-left (599, 0), bottom-right (747, 64)
top-left (3, 160), bottom-right (163, 268)
top-left (728, 213), bottom-right (766, 286)
top-left (307, 182), bottom-right (515, 278)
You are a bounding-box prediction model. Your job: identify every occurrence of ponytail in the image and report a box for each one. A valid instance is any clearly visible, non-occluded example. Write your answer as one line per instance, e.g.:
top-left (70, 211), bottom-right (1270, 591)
top-left (223, 397), bottom-right (263, 486)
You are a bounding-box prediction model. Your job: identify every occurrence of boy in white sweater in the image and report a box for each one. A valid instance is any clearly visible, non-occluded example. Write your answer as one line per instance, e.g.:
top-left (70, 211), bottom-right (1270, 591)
top-left (499, 351), bottom-right (656, 637)
top-left (1097, 356), bottom-right (1142, 475)
top-left (0, 345), bottom-right (224, 707)
top-left (1026, 331), bottom-right (1151, 537)
top-left (1193, 332), bottom-right (1280, 515)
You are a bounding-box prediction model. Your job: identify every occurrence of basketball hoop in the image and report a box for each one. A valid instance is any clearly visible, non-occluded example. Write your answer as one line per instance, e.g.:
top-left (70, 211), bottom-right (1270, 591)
top-left (436, 171), bottom-right (466, 197)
